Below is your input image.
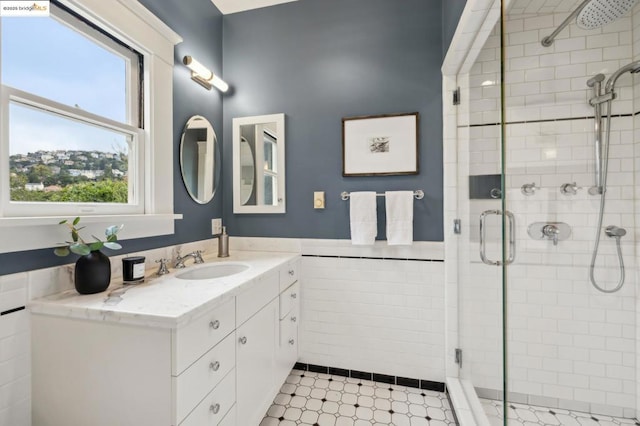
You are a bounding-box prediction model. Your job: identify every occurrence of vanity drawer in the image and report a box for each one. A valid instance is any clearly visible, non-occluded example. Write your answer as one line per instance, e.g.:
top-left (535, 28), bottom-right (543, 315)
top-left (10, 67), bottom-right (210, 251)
top-left (236, 271), bottom-right (279, 326)
top-left (173, 298), bottom-right (235, 375)
top-left (174, 333), bottom-right (235, 423)
top-left (279, 281), bottom-right (300, 319)
top-left (218, 404), bottom-right (236, 426)
top-left (179, 368), bottom-right (235, 426)
top-left (279, 260), bottom-right (299, 292)
top-left (279, 303), bottom-right (299, 346)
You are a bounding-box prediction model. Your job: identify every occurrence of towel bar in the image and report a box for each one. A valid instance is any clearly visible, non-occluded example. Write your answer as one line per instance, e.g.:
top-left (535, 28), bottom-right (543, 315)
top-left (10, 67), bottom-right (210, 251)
top-left (340, 190), bottom-right (424, 201)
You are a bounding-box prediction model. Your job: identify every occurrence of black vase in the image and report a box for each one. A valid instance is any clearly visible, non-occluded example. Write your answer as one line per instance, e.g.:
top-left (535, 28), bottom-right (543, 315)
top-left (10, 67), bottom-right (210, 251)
top-left (75, 250), bottom-right (111, 294)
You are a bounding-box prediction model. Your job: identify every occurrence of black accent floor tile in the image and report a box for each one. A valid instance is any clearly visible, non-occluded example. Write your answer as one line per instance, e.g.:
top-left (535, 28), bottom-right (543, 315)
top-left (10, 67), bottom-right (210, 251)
top-left (373, 373), bottom-right (395, 385)
top-left (350, 370), bottom-right (373, 381)
top-left (293, 362), bottom-right (308, 371)
top-left (328, 367), bottom-right (350, 378)
top-left (397, 376), bottom-right (420, 388)
top-left (420, 379), bottom-right (445, 392)
top-left (307, 364), bottom-right (329, 374)
top-left (591, 416), bottom-right (599, 422)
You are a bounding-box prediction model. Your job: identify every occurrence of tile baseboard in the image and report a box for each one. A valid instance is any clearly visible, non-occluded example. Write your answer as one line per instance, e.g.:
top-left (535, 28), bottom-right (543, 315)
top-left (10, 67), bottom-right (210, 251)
top-left (293, 362), bottom-right (445, 392)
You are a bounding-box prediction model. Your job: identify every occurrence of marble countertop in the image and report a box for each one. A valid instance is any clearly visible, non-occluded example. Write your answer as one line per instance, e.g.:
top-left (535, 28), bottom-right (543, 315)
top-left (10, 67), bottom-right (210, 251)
top-left (28, 250), bottom-right (300, 329)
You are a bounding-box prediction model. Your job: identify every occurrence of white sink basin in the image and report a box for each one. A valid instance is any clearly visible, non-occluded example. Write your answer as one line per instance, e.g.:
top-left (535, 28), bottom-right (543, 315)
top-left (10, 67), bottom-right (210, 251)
top-left (175, 263), bottom-right (250, 280)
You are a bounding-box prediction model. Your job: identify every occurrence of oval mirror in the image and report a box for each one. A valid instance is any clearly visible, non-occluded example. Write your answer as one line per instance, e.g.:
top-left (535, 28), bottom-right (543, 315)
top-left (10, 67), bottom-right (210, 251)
top-left (180, 115), bottom-right (219, 204)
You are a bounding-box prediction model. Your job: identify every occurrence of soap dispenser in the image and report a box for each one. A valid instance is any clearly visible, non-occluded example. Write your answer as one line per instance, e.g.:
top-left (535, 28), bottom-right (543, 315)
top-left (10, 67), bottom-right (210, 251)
top-left (218, 226), bottom-right (229, 258)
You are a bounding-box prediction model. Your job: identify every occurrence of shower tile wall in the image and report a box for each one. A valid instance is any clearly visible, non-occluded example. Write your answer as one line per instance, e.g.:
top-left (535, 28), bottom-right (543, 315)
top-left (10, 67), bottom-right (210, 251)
top-left (456, 2), bottom-right (638, 417)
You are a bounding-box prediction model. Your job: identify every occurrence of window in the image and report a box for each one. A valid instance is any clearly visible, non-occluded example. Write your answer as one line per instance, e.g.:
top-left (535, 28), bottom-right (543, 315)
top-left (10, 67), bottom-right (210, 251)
top-left (2, 1), bottom-right (143, 215)
top-left (0, 0), bottom-right (182, 253)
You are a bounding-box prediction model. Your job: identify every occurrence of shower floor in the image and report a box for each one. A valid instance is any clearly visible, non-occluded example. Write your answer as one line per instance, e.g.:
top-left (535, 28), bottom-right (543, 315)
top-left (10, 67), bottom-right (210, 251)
top-left (481, 399), bottom-right (639, 426)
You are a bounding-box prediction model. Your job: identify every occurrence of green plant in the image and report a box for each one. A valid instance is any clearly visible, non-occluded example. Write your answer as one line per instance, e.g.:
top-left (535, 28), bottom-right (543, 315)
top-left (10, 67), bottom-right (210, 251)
top-left (54, 217), bottom-right (123, 257)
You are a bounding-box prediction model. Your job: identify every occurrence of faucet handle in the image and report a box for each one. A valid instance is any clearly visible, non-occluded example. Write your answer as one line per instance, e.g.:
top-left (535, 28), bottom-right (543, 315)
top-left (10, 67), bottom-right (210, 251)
top-left (521, 182), bottom-right (538, 196)
top-left (155, 258), bottom-right (170, 275)
top-left (194, 250), bottom-right (205, 264)
top-left (560, 182), bottom-right (581, 195)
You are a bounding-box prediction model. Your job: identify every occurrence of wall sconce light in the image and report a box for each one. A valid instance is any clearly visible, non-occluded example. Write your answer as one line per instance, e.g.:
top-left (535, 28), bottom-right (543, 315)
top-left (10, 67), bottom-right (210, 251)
top-left (183, 55), bottom-right (229, 93)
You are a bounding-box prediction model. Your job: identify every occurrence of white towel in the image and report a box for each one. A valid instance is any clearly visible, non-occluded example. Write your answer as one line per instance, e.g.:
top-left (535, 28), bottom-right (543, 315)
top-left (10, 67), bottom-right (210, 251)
top-left (349, 192), bottom-right (377, 245)
top-left (385, 191), bottom-right (414, 245)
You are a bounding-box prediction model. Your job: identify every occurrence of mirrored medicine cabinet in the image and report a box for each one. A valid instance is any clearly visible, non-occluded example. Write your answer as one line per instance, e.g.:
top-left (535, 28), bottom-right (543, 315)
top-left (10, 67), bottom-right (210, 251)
top-left (232, 113), bottom-right (285, 214)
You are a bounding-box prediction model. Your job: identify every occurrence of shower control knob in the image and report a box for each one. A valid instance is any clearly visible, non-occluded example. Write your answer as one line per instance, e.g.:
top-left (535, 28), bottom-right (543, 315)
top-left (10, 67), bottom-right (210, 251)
top-left (560, 182), bottom-right (581, 195)
top-left (528, 222), bottom-right (571, 246)
top-left (542, 224), bottom-right (560, 246)
top-left (521, 183), bottom-right (537, 196)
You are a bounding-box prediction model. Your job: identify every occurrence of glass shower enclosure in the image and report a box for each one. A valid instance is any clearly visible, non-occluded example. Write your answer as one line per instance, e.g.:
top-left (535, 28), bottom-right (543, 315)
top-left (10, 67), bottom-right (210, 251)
top-left (444, 0), bottom-right (639, 423)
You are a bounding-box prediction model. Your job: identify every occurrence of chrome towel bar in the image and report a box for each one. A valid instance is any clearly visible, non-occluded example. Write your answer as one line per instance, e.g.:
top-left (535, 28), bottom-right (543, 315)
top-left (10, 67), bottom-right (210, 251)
top-left (340, 190), bottom-right (424, 201)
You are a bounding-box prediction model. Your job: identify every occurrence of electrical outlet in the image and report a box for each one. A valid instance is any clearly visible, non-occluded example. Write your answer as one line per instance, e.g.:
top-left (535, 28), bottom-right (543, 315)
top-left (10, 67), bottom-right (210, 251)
top-left (212, 218), bottom-right (222, 235)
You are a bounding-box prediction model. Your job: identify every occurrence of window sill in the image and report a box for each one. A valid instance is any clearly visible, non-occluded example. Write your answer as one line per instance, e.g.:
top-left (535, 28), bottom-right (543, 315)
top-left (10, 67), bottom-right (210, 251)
top-left (0, 214), bottom-right (183, 254)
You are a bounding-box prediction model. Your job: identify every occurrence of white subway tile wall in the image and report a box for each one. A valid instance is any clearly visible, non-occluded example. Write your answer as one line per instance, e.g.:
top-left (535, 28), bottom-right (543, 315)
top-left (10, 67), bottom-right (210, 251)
top-left (446, 0), bottom-right (640, 418)
top-left (0, 274), bottom-right (30, 426)
top-left (299, 253), bottom-right (446, 382)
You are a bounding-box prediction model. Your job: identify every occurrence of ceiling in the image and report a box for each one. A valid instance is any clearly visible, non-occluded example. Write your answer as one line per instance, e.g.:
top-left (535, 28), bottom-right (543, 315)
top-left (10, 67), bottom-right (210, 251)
top-left (211, 0), bottom-right (298, 15)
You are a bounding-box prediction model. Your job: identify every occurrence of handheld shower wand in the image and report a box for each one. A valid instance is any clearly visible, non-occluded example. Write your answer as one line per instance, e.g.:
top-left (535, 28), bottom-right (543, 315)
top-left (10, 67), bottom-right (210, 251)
top-left (585, 62), bottom-right (637, 293)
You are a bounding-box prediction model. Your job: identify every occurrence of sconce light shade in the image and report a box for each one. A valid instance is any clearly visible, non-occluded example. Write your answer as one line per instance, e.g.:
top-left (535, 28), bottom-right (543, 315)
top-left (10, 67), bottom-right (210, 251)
top-left (183, 55), bottom-right (229, 93)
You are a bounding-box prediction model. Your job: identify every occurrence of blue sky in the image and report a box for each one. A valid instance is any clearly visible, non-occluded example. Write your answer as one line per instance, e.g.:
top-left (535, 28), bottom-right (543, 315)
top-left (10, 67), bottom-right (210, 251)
top-left (2, 12), bottom-right (131, 155)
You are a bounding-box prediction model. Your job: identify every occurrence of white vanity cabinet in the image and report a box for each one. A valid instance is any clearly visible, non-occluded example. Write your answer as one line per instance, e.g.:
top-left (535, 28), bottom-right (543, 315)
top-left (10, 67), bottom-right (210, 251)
top-left (32, 298), bottom-right (237, 426)
top-left (31, 253), bottom-right (300, 426)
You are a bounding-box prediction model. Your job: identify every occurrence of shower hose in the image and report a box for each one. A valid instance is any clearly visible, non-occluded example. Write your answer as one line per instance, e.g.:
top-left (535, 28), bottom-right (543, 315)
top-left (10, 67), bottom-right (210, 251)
top-left (589, 102), bottom-right (625, 293)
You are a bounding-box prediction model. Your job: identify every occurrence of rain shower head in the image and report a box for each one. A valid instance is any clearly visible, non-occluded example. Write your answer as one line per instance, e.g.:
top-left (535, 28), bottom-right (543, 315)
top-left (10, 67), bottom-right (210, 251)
top-left (576, 0), bottom-right (638, 29)
top-left (541, 0), bottom-right (639, 47)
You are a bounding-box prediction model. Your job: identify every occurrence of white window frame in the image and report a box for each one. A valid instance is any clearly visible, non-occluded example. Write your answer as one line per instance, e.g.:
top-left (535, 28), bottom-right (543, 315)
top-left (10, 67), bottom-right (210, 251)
top-left (0, 0), bottom-right (183, 253)
top-left (2, 86), bottom-right (145, 216)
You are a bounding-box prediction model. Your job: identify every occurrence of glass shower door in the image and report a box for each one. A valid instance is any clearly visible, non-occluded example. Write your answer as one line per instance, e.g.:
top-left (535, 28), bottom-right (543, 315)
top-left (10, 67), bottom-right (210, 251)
top-left (452, 0), bottom-right (509, 422)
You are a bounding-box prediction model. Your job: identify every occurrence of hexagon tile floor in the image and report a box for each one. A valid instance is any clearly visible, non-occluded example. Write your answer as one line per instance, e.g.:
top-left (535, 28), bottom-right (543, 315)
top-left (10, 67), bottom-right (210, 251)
top-left (260, 369), bottom-right (456, 426)
top-left (482, 398), bottom-right (640, 426)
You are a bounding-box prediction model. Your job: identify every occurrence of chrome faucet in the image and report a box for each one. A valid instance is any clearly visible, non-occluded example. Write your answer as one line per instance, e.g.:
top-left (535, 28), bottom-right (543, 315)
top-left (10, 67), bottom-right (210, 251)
top-left (174, 250), bottom-right (205, 269)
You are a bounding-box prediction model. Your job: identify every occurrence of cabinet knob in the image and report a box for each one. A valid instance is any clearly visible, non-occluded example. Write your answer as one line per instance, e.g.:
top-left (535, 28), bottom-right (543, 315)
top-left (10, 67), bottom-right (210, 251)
top-left (290, 316), bottom-right (297, 323)
top-left (239, 336), bottom-right (247, 345)
top-left (209, 361), bottom-right (220, 372)
top-left (290, 293), bottom-right (297, 299)
top-left (288, 270), bottom-right (295, 276)
top-left (289, 339), bottom-right (295, 345)
top-left (209, 320), bottom-right (220, 330)
top-left (210, 403), bottom-right (220, 414)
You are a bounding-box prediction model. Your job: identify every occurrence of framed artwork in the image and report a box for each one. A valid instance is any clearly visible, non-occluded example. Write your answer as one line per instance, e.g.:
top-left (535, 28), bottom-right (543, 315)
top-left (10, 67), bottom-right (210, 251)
top-left (342, 112), bottom-right (419, 176)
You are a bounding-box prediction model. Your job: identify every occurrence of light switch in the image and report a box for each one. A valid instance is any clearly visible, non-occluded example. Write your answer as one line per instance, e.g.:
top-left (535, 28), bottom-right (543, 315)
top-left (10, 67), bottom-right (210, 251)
top-left (313, 191), bottom-right (325, 209)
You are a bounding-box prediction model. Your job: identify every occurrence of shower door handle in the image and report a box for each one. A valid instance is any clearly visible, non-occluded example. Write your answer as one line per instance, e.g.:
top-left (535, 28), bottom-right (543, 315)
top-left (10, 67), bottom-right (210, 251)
top-left (479, 209), bottom-right (516, 266)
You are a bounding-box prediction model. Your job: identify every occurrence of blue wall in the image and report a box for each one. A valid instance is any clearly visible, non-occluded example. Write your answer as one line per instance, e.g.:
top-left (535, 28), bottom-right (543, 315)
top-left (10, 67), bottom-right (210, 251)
top-left (222, 0), bottom-right (445, 241)
top-left (0, 0), bottom-right (224, 275)
top-left (443, 0), bottom-right (466, 56)
top-left (0, 0), bottom-right (467, 275)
